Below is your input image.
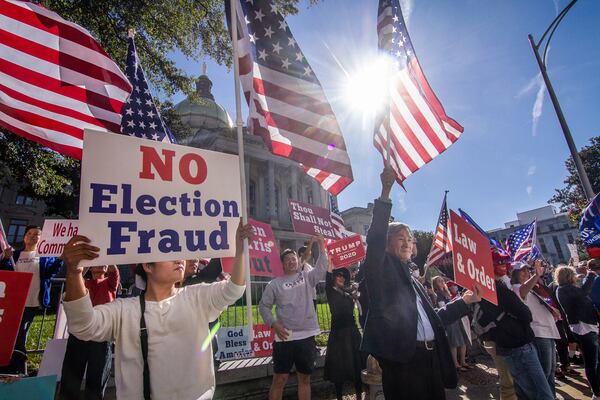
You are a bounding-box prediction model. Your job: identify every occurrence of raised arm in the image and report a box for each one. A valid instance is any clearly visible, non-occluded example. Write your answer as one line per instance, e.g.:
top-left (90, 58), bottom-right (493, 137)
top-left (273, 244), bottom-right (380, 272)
top-left (307, 236), bottom-right (328, 286)
top-left (107, 265), bottom-right (120, 292)
top-left (230, 220), bottom-right (253, 286)
top-left (518, 261), bottom-right (544, 300)
top-left (62, 235), bottom-right (100, 302)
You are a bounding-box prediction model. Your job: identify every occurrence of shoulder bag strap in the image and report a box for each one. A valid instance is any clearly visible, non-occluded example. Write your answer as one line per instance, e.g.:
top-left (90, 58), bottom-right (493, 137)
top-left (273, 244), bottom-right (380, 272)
top-left (140, 293), bottom-right (151, 400)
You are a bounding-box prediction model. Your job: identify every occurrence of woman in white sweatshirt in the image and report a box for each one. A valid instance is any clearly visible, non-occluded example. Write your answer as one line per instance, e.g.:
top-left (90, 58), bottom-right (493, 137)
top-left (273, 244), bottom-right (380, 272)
top-left (61, 222), bottom-right (252, 400)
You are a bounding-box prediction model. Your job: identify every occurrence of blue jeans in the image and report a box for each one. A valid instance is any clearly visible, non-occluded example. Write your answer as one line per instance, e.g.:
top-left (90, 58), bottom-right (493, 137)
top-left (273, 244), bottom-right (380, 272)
top-left (574, 331), bottom-right (600, 396)
top-left (500, 342), bottom-right (553, 400)
top-left (533, 337), bottom-right (556, 396)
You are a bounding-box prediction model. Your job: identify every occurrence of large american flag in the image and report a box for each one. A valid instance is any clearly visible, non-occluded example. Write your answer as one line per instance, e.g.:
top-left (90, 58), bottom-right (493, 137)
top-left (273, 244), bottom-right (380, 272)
top-left (329, 194), bottom-right (346, 239)
top-left (228, 0), bottom-right (353, 195)
top-left (0, 0), bottom-right (131, 159)
top-left (375, 0), bottom-right (463, 183)
top-left (120, 33), bottom-right (175, 143)
top-left (506, 221), bottom-right (538, 262)
top-left (426, 192), bottom-right (452, 266)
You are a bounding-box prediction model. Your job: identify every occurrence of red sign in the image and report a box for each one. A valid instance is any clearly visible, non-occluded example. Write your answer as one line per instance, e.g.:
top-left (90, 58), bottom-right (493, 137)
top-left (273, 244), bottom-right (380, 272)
top-left (449, 210), bottom-right (497, 305)
top-left (0, 271), bottom-right (33, 366)
top-left (327, 235), bottom-right (366, 268)
top-left (288, 200), bottom-right (337, 239)
top-left (222, 219), bottom-right (284, 277)
top-left (251, 323), bottom-right (273, 357)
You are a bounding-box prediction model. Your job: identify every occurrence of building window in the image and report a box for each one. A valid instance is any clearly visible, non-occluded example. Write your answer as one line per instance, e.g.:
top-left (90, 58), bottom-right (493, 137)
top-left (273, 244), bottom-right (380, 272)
top-left (274, 184), bottom-right (280, 216)
top-left (563, 223), bottom-right (570, 230)
top-left (538, 237), bottom-right (548, 253)
top-left (552, 236), bottom-right (564, 261)
top-left (287, 186), bottom-right (293, 200)
top-left (567, 233), bottom-right (574, 244)
top-left (548, 224), bottom-right (554, 231)
top-left (363, 224), bottom-right (369, 236)
top-left (15, 194), bottom-right (33, 206)
top-left (7, 219), bottom-right (28, 244)
top-left (248, 180), bottom-right (256, 217)
top-left (307, 188), bottom-right (313, 204)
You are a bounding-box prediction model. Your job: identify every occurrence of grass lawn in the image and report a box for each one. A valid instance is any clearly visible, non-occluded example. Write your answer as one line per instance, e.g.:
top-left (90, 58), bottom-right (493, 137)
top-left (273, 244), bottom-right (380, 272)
top-left (26, 313), bottom-right (57, 374)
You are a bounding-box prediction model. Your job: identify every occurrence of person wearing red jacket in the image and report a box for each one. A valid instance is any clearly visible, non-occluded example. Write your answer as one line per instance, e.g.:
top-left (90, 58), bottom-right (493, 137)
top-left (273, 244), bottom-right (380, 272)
top-left (59, 265), bottom-right (120, 400)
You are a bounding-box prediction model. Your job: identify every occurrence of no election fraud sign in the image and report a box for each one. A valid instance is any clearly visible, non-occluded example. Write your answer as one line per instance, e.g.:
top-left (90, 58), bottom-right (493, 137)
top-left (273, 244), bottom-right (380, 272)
top-left (78, 130), bottom-right (242, 266)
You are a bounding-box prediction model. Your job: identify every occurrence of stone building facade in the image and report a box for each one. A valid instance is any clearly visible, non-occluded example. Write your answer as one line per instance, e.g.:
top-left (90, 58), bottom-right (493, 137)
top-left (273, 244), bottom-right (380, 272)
top-left (0, 184), bottom-right (48, 246)
top-left (175, 70), bottom-right (330, 253)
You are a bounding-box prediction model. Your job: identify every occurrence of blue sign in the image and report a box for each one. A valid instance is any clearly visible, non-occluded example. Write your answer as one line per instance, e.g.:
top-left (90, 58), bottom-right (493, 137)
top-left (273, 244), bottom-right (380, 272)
top-left (580, 193), bottom-right (600, 250)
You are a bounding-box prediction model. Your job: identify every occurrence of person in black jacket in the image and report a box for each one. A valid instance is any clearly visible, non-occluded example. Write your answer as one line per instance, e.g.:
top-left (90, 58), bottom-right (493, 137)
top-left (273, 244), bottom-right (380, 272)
top-left (360, 166), bottom-right (482, 400)
top-left (479, 263), bottom-right (553, 400)
top-left (555, 266), bottom-right (600, 398)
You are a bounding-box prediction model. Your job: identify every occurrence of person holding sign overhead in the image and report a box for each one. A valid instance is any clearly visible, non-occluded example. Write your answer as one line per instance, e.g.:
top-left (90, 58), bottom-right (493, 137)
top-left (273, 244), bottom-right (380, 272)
top-left (259, 235), bottom-right (328, 400)
top-left (360, 166), bottom-right (482, 400)
top-left (61, 221), bottom-right (252, 400)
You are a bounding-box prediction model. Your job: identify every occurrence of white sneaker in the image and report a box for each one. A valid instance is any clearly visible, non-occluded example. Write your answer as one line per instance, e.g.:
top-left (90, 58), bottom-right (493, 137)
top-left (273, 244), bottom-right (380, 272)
top-left (591, 395), bottom-right (600, 400)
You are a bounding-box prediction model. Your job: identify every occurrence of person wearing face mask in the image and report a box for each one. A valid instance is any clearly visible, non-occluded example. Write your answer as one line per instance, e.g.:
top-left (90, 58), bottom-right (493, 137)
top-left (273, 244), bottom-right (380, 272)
top-left (323, 263), bottom-right (364, 400)
top-left (59, 265), bottom-right (119, 400)
top-left (478, 255), bottom-right (553, 400)
top-left (360, 166), bottom-right (482, 400)
top-left (259, 236), bottom-right (328, 400)
top-left (60, 221), bottom-right (252, 400)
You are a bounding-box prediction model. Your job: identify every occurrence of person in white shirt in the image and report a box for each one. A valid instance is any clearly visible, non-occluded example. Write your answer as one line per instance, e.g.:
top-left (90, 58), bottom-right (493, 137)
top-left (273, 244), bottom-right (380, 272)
top-left (511, 260), bottom-right (562, 397)
top-left (61, 222), bottom-right (252, 400)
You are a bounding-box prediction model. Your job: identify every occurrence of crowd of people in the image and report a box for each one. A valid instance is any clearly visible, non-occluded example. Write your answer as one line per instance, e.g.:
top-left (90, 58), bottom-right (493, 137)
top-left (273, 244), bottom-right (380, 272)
top-left (1, 167), bottom-right (600, 400)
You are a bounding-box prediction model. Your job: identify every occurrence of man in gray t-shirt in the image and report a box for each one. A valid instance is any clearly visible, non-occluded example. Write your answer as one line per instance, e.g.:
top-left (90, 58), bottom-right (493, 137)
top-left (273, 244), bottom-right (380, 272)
top-left (259, 236), bottom-right (328, 400)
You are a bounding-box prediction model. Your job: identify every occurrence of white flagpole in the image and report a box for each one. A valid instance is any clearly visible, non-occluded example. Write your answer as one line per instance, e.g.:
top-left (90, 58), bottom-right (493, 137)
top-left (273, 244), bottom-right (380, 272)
top-left (230, 0), bottom-right (254, 341)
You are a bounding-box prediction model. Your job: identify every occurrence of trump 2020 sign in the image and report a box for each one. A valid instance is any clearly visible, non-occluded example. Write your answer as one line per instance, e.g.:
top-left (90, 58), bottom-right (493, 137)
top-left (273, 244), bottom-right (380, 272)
top-left (78, 130), bottom-right (242, 266)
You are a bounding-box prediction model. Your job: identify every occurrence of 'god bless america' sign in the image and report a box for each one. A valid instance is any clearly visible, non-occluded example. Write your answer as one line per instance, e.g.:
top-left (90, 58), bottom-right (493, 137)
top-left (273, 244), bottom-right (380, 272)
top-left (78, 130), bottom-right (242, 266)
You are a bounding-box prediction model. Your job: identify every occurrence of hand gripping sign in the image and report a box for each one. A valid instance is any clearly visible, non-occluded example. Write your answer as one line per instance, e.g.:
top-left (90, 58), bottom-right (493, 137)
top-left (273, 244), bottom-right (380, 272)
top-left (327, 234), bottom-right (366, 269)
top-left (449, 210), bottom-right (498, 305)
top-left (0, 271), bottom-right (33, 366)
top-left (78, 130), bottom-right (242, 266)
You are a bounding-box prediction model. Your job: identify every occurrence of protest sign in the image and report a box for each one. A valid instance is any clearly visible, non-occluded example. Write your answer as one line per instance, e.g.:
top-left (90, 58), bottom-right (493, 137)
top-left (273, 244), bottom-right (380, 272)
top-left (327, 234), bottom-right (366, 268)
top-left (78, 130), bottom-right (242, 266)
top-left (38, 220), bottom-right (79, 257)
top-left (216, 326), bottom-right (252, 361)
top-left (251, 323), bottom-right (273, 357)
top-left (288, 200), bottom-right (337, 239)
top-left (449, 210), bottom-right (497, 305)
top-left (221, 218), bottom-right (283, 277)
top-left (38, 339), bottom-right (68, 381)
top-left (0, 271), bottom-right (33, 366)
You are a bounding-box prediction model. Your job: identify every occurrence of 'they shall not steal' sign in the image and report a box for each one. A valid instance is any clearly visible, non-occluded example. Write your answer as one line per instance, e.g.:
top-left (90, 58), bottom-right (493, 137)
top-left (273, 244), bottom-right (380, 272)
top-left (288, 200), bottom-right (337, 239)
top-left (449, 210), bottom-right (497, 305)
top-left (78, 130), bottom-right (242, 266)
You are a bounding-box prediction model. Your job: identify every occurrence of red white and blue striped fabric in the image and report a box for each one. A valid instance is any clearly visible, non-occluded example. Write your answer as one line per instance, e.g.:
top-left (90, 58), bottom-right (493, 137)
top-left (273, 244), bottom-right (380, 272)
top-left (0, 0), bottom-right (131, 159)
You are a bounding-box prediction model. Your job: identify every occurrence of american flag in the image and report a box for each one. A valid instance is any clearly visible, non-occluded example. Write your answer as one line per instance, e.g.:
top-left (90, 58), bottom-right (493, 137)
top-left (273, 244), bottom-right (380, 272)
top-left (580, 193), bottom-right (600, 255)
top-left (228, 0), bottom-right (353, 195)
top-left (0, 218), bottom-right (9, 252)
top-left (375, 0), bottom-right (463, 183)
top-left (426, 192), bottom-right (452, 266)
top-left (506, 221), bottom-right (537, 262)
top-left (329, 194), bottom-right (345, 239)
top-left (459, 208), bottom-right (511, 259)
top-left (0, 0), bottom-right (131, 159)
top-left (120, 33), bottom-right (175, 143)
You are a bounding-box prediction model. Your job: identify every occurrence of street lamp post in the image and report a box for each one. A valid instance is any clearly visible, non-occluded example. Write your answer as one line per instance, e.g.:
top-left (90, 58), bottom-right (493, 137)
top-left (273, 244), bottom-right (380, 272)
top-left (528, 0), bottom-right (595, 200)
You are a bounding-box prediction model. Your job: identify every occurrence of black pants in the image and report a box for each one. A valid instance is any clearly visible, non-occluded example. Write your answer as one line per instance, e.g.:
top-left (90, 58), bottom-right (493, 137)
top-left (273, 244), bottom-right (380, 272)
top-left (59, 335), bottom-right (112, 400)
top-left (0, 306), bottom-right (37, 374)
top-left (555, 320), bottom-right (571, 370)
top-left (574, 331), bottom-right (600, 396)
top-left (378, 347), bottom-right (445, 400)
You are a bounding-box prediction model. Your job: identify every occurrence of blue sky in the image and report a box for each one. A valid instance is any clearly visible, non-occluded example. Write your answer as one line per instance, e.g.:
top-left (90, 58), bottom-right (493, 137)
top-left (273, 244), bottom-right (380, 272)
top-left (167, 0), bottom-right (600, 232)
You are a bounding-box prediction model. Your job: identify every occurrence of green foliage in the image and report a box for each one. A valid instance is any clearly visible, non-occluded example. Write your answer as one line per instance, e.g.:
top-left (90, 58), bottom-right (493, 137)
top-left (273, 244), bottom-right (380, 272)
top-left (549, 136), bottom-right (600, 223)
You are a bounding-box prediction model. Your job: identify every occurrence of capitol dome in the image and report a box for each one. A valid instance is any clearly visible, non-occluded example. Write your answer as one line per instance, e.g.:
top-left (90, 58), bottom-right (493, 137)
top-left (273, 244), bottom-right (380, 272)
top-left (174, 64), bottom-right (233, 130)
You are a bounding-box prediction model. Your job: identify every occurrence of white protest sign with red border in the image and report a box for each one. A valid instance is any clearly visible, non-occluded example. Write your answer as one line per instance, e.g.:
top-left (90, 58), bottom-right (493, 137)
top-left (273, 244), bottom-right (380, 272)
top-left (449, 210), bottom-right (497, 305)
top-left (78, 130), bottom-right (242, 266)
top-left (327, 234), bottom-right (366, 269)
top-left (38, 220), bottom-right (79, 257)
top-left (0, 271), bottom-right (33, 366)
top-left (221, 218), bottom-right (284, 277)
top-left (288, 200), bottom-right (337, 239)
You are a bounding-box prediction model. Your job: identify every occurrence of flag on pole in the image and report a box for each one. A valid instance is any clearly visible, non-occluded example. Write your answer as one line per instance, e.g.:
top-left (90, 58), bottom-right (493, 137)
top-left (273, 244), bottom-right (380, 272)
top-left (580, 192), bottom-right (600, 258)
top-left (329, 195), bottom-right (345, 239)
top-left (0, 0), bottom-right (132, 159)
top-left (227, 0), bottom-right (353, 195)
top-left (120, 32), bottom-right (176, 143)
top-left (375, 0), bottom-right (463, 183)
top-left (425, 192), bottom-right (451, 266)
top-left (506, 221), bottom-right (538, 262)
